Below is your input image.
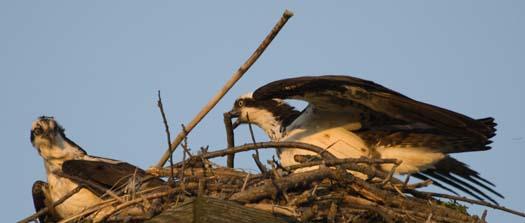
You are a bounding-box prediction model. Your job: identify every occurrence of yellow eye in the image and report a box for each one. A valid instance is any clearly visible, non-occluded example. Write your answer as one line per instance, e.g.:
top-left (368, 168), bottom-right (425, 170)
top-left (237, 100), bottom-right (244, 107)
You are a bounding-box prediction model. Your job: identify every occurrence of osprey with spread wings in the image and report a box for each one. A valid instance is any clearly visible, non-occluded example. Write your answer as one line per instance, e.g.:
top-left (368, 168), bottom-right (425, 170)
top-left (227, 75), bottom-right (502, 204)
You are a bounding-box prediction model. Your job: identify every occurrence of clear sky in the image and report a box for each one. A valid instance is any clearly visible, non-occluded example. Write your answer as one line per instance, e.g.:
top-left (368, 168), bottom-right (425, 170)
top-left (1, 1), bottom-right (523, 222)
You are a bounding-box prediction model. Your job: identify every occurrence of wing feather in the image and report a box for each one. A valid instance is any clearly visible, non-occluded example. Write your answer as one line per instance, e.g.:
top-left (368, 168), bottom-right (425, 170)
top-left (62, 160), bottom-right (164, 196)
top-left (253, 75), bottom-right (494, 139)
top-left (32, 180), bottom-right (53, 222)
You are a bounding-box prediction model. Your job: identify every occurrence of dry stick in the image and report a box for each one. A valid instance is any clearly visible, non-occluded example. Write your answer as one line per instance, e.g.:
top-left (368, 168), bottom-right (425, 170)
top-left (179, 124), bottom-right (193, 158)
top-left (287, 157), bottom-right (400, 171)
top-left (343, 195), bottom-right (394, 223)
top-left (191, 142), bottom-right (337, 163)
top-left (155, 9), bottom-right (295, 168)
top-left (481, 210), bottom-right (488, 223)
top-left (185, 141), bottom-right (401, 184)
top-left (18, 185), bottom-right (83, 223)
top-left (229, 167), bottom-right (338, 203)
top-left (247, 114), bottom-right (268, 174)
top-left (419, 191), bottom-right (525, 218)
top-left (381, 160), bottom-right (402, 185)
top-left (241, 173), bottom-right (251, 192)
top-left (60, 186), bottom-right (169, 223)
top-left (224, 112), bottom-right (236, 168)
top-left (157, 91), bottom-right (175, 183)
top-left (59, 200), bottom-right (118, 223)
top-left (268, 160), bottom-right (290, 203)
top-left (179, 124), bottom-right (189, 194)
top-left (95, 188), bottom-right (181, 222)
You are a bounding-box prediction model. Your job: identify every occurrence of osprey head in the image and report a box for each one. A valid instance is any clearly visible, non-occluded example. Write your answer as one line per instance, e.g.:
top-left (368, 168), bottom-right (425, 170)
top-left (30, 116), bottom-right (66, 149)
top-left (227, 93), bottom-right (300, 137)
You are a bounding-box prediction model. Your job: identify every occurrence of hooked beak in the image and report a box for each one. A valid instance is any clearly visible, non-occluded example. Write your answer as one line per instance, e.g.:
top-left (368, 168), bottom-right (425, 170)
top-left (225, 110), bottom-right (241, 129)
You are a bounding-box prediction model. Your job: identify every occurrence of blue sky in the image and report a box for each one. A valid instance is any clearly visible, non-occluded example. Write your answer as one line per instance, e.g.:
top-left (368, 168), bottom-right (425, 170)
top-left (1, 1), bottom-right (523, 222)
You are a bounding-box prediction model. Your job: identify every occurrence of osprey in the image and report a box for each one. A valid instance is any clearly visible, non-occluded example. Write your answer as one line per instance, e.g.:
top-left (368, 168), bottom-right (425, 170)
top-left (227, 75), bottom-right (502, 204)
top-left (30, 116), bottom-right (164, 222)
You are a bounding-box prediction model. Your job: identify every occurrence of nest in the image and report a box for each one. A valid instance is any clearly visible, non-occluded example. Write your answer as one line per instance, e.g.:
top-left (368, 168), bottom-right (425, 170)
top-left (143, 142), bottom-right (485, 223)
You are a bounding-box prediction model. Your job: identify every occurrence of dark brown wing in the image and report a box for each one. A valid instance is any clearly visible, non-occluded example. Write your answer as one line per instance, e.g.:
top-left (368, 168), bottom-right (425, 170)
top-left (62, 160), bottom-right (164, 196)
top-left (413, 156), bottom-right (503, 205)
top-left (356, 127), bottom-right (492, 153)
top-left (253, 75), bottom-right (494, 140)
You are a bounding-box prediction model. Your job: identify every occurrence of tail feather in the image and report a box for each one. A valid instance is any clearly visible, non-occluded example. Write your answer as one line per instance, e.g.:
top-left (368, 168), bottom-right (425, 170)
top-left (412, 173), bottom-right (459, 196)
top-left (412, 156), bottom-right (502, 205)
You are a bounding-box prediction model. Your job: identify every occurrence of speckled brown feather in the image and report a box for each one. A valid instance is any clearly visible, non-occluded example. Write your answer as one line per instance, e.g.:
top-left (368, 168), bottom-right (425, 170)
top-left (62, 160), bottom-right (164, 197)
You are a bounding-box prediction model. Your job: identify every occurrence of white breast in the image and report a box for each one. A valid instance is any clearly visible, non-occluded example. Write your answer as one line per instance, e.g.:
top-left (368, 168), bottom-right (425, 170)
top-left (274, 106), bottom-right (446, 176)
top-left (47, 173), bottom-right (104, 218)
top-left (279, 107), bottom-right (369, 171)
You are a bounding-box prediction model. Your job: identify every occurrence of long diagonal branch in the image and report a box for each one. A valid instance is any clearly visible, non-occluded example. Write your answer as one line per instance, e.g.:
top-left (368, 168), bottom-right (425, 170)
top-left (155, 10), bottom-right (294, 168)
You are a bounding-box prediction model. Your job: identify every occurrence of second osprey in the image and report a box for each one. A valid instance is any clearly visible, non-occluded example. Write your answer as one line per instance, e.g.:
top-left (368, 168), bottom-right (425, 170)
top-left (227, 75), bottom-right (501, 203)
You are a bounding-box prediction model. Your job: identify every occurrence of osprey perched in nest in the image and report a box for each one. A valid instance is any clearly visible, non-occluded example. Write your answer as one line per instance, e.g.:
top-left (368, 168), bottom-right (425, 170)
top-left (227, 75), bottom-right (502, 204)
top-left (30, 116), bottom-right (163, 222)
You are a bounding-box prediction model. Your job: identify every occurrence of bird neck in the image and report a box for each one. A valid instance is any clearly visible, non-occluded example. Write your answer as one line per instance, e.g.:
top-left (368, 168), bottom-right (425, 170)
top-left (38, 134), bottom-right (86, 174)
top-left (256, 118), bottom-right (285, 141)
top-left (245, 109), bottom-right (285, 141)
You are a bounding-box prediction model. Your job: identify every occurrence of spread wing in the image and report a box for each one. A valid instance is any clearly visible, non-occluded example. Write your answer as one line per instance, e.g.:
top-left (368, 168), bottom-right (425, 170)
top-left (253, 75), bottom-right (496, 151)
top-left (62, 159), bottom-right (165, 197)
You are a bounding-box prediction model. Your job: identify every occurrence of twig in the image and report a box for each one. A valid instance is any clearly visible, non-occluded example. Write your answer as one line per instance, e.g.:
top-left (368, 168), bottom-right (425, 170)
top-left (403, 179), bottom-right (433, 190)
top-left (268, 160), bottom-right (290, 203)
top-left (18, 185), bottom-right (83, 223)
top-left (419, 191), bottom-right (525, 218)
top-left (381, 160), bottom-right (402, 185)
top-left (93, 188), bottom-right (181, 222)
top-left (180, 124), bottom-right (193, 158)
top-left (192, 141), bottom-right (337, 162)
top-left (287, 157), bottom-right (399, 171)
top-left (241, 173), bottom-right (250, 192)
top-left (342, 195), bottom-right (394, 223)
top-left (179, 124), bottom-right (189, 187)
top-left (157, 91), bottom-right (175, 183)
top-left (224, 112), bottom-right (236, 168)
top-left (58, 199), bottom-right (118, 223)
top-left (229, 167), bottom-right (339, 203)
top-left (247, 114), bottom-right (268, 174)
top-left (155, 9), bottom-right (294, 168)
top-left (59, 186), bottom-right (168, 223)
top-left (199, 146), bottom-right (214, 176)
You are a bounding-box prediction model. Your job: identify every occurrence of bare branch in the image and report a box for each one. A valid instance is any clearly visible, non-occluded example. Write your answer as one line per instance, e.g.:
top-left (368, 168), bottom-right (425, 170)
top-left (419, 191), bottom-right (525, 218)
top-left (156, 91), bottom-right (175, 183)
top-left (155, 10), bottom-right (294, 168)
top-left (224, 112), bottom-right (236, 168)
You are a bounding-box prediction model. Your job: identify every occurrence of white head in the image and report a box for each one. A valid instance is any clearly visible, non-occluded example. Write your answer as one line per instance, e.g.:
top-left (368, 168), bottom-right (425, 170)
top-left (227, 93), bottom-right (300, 140)
top-left (30, 116), bottom-right (86, 162)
